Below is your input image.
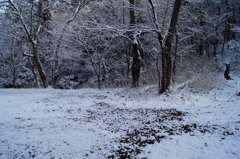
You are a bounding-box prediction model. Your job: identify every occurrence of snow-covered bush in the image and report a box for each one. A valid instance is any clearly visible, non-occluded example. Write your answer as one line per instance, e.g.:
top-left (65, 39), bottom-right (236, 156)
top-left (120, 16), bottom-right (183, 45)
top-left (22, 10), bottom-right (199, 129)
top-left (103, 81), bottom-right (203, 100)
top-left (174, 55), bottom-right (226, 93)
top-left (0, 78), bottom-right (11, 88)
top-left (140, 66), bottom-right (159, 86)
top-left (187, 72), bottom-right (225, 93)
top-left (16, 69), bottom-right (36, 88)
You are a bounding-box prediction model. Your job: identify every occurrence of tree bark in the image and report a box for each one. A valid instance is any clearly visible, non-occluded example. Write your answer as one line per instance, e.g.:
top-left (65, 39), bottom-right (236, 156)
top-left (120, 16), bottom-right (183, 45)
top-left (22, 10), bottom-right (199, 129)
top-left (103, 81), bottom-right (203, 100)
top-left (225, 0), bottom-right (231, 42)
top-left (160, 0), bottom-right (182, 93)
top-left (8, 0), bottom-right (49, 88)
top-left (172, 30), bottom-right (178, 84)
top-left (122, 1), bottom-right (131, 80)
top-left (224, 64), bottom-right (231, 80)
top-left (97, 74), bottom-right (101, 90)
top-left (131, 43), bottom-right (141, 87)
top-left (33, 46), bottom-right (48, 88)
top-left (129, 0), bottom-right (141, 87)
top-left (29, 58), bottom-right (39, 87)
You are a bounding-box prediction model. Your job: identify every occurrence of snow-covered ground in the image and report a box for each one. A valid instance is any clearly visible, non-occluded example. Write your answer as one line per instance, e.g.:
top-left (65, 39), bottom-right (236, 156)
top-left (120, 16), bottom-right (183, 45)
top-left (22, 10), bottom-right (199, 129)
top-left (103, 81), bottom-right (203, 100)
top-left (0, 76), bottom-right (240, 159)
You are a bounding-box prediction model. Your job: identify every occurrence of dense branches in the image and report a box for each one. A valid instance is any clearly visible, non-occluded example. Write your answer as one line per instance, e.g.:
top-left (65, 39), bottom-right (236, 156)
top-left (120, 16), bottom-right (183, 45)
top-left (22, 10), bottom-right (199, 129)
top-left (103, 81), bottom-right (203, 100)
top-left (0, 0), bottom-right (239, 91)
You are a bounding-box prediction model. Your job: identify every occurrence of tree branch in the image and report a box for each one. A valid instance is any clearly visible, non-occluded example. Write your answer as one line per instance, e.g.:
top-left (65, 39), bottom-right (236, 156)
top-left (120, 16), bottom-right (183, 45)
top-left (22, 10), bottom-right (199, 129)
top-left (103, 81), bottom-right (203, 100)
top-left (8, 0), bottom-right (35, 45)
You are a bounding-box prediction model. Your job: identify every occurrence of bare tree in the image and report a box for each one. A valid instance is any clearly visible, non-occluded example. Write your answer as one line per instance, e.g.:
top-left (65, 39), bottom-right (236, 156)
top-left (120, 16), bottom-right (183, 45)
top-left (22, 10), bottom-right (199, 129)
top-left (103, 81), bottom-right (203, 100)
top-left (128, 0), bottom-right (144, 87)
top-left (7, 0), bottom-right (48, 88)
top-left (148, 0), bottom-right (182, 93)
top-left (51, 0), bottom-right (93, 88)
top-left (75, 29), bottom-right (112, 89)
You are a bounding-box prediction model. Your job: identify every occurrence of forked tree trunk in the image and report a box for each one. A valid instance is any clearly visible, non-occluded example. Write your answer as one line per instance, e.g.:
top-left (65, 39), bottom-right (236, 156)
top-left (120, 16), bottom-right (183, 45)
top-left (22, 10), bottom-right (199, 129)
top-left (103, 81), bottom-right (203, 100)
top-left (148, 0), bottom-right (182, 93)
top-left (160, 0), bottom-right (182, 93)
top-left (8, 0), bottom-right (48, 88)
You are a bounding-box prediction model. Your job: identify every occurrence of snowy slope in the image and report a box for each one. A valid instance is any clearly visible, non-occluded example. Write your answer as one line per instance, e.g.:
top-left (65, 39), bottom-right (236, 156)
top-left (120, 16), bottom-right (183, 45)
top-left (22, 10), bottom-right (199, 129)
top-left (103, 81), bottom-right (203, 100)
top-left (0, 76), bottom-right (239, 159)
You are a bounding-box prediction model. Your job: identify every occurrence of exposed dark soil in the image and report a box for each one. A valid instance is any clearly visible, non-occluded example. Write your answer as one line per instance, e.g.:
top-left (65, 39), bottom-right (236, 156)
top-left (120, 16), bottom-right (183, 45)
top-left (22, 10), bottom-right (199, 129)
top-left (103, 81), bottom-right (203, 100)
top-left (1, 100), bottom-right (237, 159)
top-left (90, 107), bottom-right (226, 159)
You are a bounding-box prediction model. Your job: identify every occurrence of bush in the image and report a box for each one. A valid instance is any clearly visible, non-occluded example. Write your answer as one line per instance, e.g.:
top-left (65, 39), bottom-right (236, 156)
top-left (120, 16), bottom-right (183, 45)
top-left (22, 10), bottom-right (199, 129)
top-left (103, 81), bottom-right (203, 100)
top-left (187, 72), bottom-right (225, 93)
top-left (174, 55), bottom-right (226, 93)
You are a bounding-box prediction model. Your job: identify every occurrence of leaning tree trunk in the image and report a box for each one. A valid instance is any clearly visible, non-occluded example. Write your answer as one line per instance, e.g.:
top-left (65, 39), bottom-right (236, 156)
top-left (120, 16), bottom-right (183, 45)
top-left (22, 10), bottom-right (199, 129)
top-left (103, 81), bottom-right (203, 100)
top-left (8, 0), bottom-right (48, 88)
top-left (29, 59), bottom-right (40, 87)
top-left (33, 46), bottom-right (48, 88)
top-left (160, 0), bottom-right (182, 93)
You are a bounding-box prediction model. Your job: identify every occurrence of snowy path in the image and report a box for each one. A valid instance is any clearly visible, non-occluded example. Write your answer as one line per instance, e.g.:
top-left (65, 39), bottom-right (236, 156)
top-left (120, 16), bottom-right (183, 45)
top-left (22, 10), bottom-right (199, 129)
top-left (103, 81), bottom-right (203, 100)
top-left (0, 78), bottom-right (240, 159)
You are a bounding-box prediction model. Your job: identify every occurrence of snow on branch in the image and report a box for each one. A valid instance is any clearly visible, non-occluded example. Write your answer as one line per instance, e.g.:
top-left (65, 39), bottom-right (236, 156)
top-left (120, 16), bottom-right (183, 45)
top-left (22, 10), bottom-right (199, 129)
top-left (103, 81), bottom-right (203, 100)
top-left (232, 25), bottom-right (240, 33)
top-left (67, 0), bottom-right (94, 24)
top-left (16, 39), bottom-right (34, 57)
top-left (148, 0), bottom-right (164, 46)
top-left (7, 0), bottom-right (35, 45)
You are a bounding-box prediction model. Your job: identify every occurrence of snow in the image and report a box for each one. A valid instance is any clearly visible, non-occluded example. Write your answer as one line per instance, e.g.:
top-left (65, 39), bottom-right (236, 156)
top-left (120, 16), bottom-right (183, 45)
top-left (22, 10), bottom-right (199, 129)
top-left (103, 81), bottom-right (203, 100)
top-left (0, 76), bottom-right (240, 159)
top-left (138, 134), bottom-right (239, 159)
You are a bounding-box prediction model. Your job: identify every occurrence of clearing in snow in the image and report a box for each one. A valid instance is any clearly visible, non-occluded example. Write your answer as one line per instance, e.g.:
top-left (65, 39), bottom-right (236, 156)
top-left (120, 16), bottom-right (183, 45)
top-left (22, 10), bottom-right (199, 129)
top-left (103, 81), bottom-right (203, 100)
top-left (0, 77), bottom-right (240, 159)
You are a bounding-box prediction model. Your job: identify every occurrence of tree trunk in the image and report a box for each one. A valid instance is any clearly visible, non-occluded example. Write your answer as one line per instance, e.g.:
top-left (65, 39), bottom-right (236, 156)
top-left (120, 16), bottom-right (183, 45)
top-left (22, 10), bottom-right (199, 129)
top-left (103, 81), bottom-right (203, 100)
top-left (97, 74), bottom-right (101, 89)
top-left (33, 46), bottom-right (48, 88)
top-left (122, 1), bottom-right (130, 80)
top-left (52, 1), bottom-right (92, 88)
top-left (29, 58), bottom-right (39, 87)
top-left (156, 55), bottom-right (161, 92)
top-left (198, 44), bottom-right (203, 56)
top-left (206, 44), bottom-right (210, 58)
top-left (52, 27), bottom-right (66, 88)
top-left (10, 47), bottom-right (16, 88)
top-left (225, 0), bottom-right (231, 42)
top-left (12, 68), bottom-right (16, 88)
top-left (213, 25), bottom-right (218, 57)
top-left (129, 0), bottom-right (141, 87)
top-left (198, 16), bottom-right (204, 56)
top-left (213, 39), bottom-right (218, 57)
top-left (160, 0), bottom-right (182, 93)
top-left (53, 76), bottom-right (57, 88)
top-left (131, 43), bottom-right (141, 87)
top-left (129, 0), bottom-right (135, 25)
top-left (224, 64), bottom-right (231, 80)
top-left (172, 30), bottom-right (178, 84)
top-left (8, 0), bottom-right (48, 88)
top-left (160, 47), bottom-right (167, 93)
top-left (126, 47), bottom-right (131, 78)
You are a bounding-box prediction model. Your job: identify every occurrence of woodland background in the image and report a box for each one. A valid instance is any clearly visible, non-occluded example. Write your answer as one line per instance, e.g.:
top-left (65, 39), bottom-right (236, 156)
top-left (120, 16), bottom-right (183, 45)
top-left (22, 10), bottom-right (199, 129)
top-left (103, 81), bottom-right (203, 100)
top-left (0, 0), bottom-right (239, 93)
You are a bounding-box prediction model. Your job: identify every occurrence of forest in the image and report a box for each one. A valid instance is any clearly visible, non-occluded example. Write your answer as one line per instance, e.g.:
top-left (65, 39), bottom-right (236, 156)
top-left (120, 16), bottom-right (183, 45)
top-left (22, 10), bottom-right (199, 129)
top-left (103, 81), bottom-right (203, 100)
top-left (0, 0), bottom-right (239, 92)
top-left (0, 0), bottom-right (240, 159)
